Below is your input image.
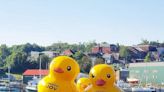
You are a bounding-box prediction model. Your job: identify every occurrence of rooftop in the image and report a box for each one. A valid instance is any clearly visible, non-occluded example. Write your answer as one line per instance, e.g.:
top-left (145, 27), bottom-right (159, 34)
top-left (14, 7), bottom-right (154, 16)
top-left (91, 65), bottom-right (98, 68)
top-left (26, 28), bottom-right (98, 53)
top-left (23, 69), bottom-right (48, 76)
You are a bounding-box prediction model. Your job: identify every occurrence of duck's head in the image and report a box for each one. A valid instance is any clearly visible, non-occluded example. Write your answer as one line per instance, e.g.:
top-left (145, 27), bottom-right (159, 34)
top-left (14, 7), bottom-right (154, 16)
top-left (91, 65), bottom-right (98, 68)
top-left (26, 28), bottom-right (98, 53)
top-left (49, 56), bottom-right (80, 81)
top-left (77, 78), bottom-right (91, 91)
top-left (89, 64), bottom-right (116, 87)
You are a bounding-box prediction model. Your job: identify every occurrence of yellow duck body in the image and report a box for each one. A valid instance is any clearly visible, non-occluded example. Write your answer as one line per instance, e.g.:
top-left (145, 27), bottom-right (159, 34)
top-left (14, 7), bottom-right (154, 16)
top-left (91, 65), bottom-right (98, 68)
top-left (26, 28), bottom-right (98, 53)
top-left (77, 78), bottom-right (91, 92)
top-left (85, 84), bottom-right (122, 92)
top-left (38, 76), bottom-right (78, 92)
top-left (85, 64), bottom-right (123, 92)
top-left (38, 56), bottom-right (80, 92)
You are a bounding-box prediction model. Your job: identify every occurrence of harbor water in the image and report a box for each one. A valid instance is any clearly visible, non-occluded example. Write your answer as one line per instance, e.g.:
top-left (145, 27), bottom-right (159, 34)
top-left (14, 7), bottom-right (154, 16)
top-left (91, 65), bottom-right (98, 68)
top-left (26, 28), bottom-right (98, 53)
top-left (0, 87), bottom-right (21, 92)
top-left (0, 87), bottom-right (164, 92)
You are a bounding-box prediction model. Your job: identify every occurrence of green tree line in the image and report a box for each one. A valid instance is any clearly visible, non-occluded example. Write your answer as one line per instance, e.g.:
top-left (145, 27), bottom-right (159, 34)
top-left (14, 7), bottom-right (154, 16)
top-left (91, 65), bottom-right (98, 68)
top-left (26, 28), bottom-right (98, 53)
top-left (0, 41), bottom-right (97, 74)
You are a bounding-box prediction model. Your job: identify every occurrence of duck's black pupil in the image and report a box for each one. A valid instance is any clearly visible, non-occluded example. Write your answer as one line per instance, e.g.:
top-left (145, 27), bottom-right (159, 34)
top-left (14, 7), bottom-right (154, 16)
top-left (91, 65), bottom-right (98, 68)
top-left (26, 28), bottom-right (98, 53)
top-left (107, 74), bottom-right (110, 78)
top-left (92, 74), bottom-right (95, 78)
top-left (67, 66), bottom-right (71, 71)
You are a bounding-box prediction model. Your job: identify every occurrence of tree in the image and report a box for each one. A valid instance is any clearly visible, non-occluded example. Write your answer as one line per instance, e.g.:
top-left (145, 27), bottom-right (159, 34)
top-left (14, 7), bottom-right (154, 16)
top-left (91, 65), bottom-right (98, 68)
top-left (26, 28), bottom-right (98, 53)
top-left (39, 55), bottom-right (51, 69)
top-left (10, 43), bottom-right (45, 54)
top-left (0, 57), bottom-right (4, 67)
top-left (119, 45), bottom-right (130, 63)
top-left (84, 41), bottom-right (97, 52)
top-left (72, 51), bottom-right (84, 60)
top-left (80, 56), bottom-right (92, 73)
top-left (149, 41), bottom-right (160, 47)
top-left (5, 53), bottom-right (15, 70)
top-left (101, 42), bottom-right (108, 44)
top-left (46, 42), bottom-right (70, 53)
top-left (0, 44), bottom-right (10, 68)
top-left (0, 44), bottom-right (10, 60)
top-left (71, 51), bottom-right (92, 73)
top-left (4, 52), bottom-right (28, 73)
top-left (94, 58), bottom-right (105, 65)
top-left (119, 46), bottom-right (129, 58)
top-left (140, 39), bottom-right (149, 45)
top-left (144, 53), bottom-right (150, 62)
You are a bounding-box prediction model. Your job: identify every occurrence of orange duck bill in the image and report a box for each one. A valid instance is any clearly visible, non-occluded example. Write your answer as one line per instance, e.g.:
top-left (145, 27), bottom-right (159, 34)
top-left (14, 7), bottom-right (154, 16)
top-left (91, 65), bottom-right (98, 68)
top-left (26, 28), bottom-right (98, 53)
top-left (96, 79), bottom-right (106, 86)
top-left (54, 68), bottom-right (64, 73)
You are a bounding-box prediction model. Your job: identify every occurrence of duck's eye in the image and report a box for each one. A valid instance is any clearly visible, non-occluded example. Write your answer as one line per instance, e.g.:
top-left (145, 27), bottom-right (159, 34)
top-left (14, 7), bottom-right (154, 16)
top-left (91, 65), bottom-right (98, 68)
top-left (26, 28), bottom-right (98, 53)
top-left (91, 74), bottom-right (95, 78)
top-left (107, 74), bottom-right (110, 78)
top-left (67, 66), bottom-right (71, 71)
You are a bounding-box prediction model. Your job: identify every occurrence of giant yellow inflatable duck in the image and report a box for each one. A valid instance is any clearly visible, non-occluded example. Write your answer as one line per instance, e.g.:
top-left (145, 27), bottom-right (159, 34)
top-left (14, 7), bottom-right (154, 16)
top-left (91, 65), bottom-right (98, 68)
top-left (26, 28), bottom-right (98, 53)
top-left (38, 56), bottom-right (80, 92)
top-left (77, 78), bottom-right (91, 92)
top-left (85, 64), bottom-right (122, 92)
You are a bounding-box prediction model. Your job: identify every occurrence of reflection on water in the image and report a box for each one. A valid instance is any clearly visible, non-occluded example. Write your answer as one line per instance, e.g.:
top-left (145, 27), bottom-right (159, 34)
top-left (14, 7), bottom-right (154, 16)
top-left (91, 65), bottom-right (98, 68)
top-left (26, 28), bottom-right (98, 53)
top-left (0, 87), bottom-right (37, 92)
top-left (25, 89), bottom-right (37, 92)
top-left (0, 87), bottom-right (164, 92)
top-left (0, 87), bottom-right (21, 92)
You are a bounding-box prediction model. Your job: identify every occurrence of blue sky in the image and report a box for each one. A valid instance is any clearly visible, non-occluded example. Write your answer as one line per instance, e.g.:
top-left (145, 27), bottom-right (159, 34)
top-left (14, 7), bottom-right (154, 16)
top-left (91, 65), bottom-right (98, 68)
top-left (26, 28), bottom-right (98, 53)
top-left (0, 0), bottom-right (164, 46)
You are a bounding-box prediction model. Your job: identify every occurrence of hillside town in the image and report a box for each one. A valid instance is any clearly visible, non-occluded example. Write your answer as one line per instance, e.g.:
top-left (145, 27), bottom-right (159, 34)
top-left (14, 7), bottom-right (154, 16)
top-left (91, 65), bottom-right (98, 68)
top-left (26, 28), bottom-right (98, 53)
top-left (0, 41), bottom-right (164, 91)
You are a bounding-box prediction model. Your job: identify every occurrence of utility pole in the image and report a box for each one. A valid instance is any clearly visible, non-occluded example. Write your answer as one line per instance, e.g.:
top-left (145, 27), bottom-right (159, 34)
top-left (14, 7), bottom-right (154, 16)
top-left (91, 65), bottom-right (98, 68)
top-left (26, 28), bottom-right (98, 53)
top-left (39, 53), bottom-right (44, 79)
